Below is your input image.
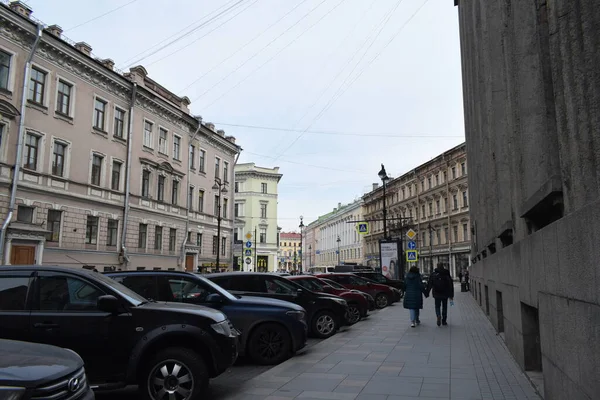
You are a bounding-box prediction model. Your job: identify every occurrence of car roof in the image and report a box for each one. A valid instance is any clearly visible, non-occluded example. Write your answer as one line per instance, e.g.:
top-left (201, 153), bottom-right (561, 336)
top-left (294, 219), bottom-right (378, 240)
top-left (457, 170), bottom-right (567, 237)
top-left (204, 272), bottom-right (282, 277)
top-left (0, 265), bottom-right (97, 276)
top-left (104, 270), bottom-right (194, 276)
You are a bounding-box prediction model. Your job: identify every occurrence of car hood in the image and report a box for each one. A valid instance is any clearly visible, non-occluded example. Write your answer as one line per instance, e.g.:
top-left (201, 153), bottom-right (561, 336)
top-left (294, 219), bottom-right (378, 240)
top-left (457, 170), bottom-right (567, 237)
top-left (137, 301), bottom-right (227, 322)
top-left (0, 339), bottom-right (83, 389)
top-left (236, 295), bottom-right (305, 311)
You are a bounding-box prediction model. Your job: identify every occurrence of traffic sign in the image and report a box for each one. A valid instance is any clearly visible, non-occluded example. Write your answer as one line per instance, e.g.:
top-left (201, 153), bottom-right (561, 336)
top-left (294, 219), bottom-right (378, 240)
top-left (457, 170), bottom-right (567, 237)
top-left (244, 249), bottom-right (252, 256)
top-left (406, 250), bottom-right (418, 262)
top-left (245, 241), bottom-right (252, 248)
top-left (406, 229), bottom-right (417, 240)
top-left (245, 257), bottom-right (252, 264)
top-left (356, 222), bottom-right (369, 234)
top-left (407, 241), bottom-right (417, 250)
top-left (245, 232), bottom-right (252, 239)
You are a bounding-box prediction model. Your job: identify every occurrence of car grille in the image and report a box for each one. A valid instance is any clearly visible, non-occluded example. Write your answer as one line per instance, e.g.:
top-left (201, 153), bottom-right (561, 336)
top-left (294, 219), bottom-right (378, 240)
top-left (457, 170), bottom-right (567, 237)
top-left (31, 367), bottom-right (88, 400)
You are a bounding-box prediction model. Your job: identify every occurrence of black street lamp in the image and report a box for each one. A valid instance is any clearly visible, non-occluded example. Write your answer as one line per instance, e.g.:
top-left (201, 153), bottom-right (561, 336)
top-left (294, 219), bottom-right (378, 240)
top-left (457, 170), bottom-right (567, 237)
top-left (428, 223), bottom-right (434, 274)
top-left (213, 177), bottom-right (227, 271)
top-left (336, 235), bottom-right (341, 265)
top-left (309, 244), bottom-right (312, 268)
top-left (299, 216), bottom-right (304, 273)
top-left (378, 164), bottom-right (389, 239)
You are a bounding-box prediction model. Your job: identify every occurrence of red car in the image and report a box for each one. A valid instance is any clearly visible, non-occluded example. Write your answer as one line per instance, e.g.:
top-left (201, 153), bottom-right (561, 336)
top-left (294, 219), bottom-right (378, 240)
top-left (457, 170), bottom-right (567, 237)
top-left (316, 273), bottom-right (397, 309)
top-left (319, 277), bottom-right (376, 311)
top-left (287, 275), bottom-right (369, 324)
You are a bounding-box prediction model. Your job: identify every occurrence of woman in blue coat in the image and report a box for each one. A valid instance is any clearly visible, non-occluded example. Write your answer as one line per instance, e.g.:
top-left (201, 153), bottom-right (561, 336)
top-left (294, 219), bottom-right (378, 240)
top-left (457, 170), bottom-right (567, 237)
top-left (403, 266), bottom-right (428, 327)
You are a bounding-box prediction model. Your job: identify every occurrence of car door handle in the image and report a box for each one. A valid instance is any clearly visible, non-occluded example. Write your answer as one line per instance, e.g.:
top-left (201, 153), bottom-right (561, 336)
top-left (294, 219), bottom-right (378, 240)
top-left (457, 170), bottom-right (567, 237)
top-left (34, 322), bottom-right (59, 329)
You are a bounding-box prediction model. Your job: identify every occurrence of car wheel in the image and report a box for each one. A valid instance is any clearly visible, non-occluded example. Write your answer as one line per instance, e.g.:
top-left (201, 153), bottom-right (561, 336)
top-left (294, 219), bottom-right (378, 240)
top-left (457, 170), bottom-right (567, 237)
top-left (375, 293), bottom-right (390, 309)
top-left (311, 310), bottom-right (338, 339)
top-left (345, 303), bottom-right (361, 325)
top-left (247, 323), bottom-right (291, 365)
top-left (141, 347), bottom-right (208, 400)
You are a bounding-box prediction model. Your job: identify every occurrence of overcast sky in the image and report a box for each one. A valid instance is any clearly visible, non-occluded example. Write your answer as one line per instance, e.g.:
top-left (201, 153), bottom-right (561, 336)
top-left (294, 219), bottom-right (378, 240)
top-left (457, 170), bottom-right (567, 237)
top-left (25, 0), bottom-right (464, 232)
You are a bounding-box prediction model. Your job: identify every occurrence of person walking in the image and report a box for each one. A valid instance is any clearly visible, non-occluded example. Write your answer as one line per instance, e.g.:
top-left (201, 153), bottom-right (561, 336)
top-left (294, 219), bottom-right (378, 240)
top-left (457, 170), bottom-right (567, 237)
top-left (427, 263), bottom-right (454, 326)
top-left (403, 266), bottom-right (428, 328)
top-left (458, 270), bottom-right (463, 283)
top-left (464, 270), bottom-right (470, 291)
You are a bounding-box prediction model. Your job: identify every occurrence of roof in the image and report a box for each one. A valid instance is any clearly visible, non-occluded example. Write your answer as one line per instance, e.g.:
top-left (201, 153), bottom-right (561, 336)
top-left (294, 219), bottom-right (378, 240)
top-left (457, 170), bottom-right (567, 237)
top-left (280, 232), bottom-right (301, 239)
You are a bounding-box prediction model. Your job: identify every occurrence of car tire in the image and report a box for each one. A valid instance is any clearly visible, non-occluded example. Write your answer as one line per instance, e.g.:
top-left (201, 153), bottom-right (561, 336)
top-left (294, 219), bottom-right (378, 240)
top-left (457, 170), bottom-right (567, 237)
top-left (375, 293), bottom-right (390, 309)
top-left (311, 310), bottom-right (338, 339)
top-left (247, 323), bottom-right (292, 365)
top-left (345, 303), bottom-right (362, 325)
top-left (140, 347), bottom-right (208, 400)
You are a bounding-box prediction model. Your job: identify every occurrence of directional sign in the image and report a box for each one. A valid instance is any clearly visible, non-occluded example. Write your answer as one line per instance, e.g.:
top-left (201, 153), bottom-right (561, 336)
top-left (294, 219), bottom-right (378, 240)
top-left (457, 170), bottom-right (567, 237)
top-left (356, 222), bottom-right (369, 235)
top-left (406, 250), bottom-right (418, 262)
top-left (245, 232), bottom-right (252, 239)
top-left (245, 241), bottom-right (252, 248)
top-left (406, 229), bottom-right (417, 240)
top-left (244, 249), bottom-right (252, 256)
top-left (407, 241), bottom-right (417, 250)
top-left (245, 257), bottom-right (252, 264)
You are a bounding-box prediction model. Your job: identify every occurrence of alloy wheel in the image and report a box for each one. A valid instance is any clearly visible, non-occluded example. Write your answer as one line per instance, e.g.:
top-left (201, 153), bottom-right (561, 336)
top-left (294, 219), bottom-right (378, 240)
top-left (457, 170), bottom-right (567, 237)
top-left (148, 359), bottom-right (194, 400)
top-left (316, 314), bottom-right (335, 336)
top-left (346, 306), bottom-right (361, 324)
top-left (376, 294), bottom-right (389, 308)
top-left (256, 329), bottom-right (285, 361)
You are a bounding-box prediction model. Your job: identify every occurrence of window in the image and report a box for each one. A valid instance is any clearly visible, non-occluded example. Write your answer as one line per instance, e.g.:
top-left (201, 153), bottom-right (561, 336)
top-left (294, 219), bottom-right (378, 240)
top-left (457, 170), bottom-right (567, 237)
top-left (443, 171), bottom-right (447, 181)
top-left (114, 108), bottom-right (125, 138)
top-left (198, 149), bottom-right (205, 173)
top-left (421, 205), bottom-right (425, 218)
top-left (17, 205), bottom-right (33, 223)
top-left (453, 226), bottom-right (458, 242)
top-left (214, 195), bottom-right (219, 216)
top-left (52, 141), bottom-right (66, 177)
top-left (158, 128), bottom-right (168, 154)
top-left (196, 233), bottom-right (202, 248)
top-left (93, 98), bottom-right (107, 131)
top-left (107, 219), bottom-right (118, 246)
top-left (198, 190), bottom-right (204, 212)
top-left (154, 226), bottom-right (163, 250)
top-left (402, 187), bottom-right (405, 198)
top-left (91, 154), bottom-right (103, 186)
top-left (214, 157), bottom-right (220, 178)
top-left (24, 133), bottom-right (39, 170)
top-left (143, 121), bottom-right (153, 148)
top-left (46, 210), bottom-right (61, 242)
top-left (138, 223), bottom-right (147, 248)
top-left (260, 203), bottom-right (267, 218)
top-left (169, 228), bottom-right (176, 251)
top-left (189, 145), bottom-right (195, 169)
top-left (212, 236), bottom-right (218, 255)
top-left (0, 50), bottom-right (10, 90)
top-left (168, 278), bottom-right (213, 303)
top-left (221, 237), bottom-right (226, 256)
top-left (463, 223), bottom-right (468, 241)
top-left (38, 276), bottom-right (103, 312)
top-left (171, 180), bottom-right (179, 205)
top-left (428, 202), bottom-right (433, 216)
top-left (28, 67), bottom-right (46, 104)
top-left (260, 228), bottom-right (266, 243)
top-left (85, 216), bottom-right (98, 244)
top-left (234, 203), bottom-right (239, 217)
top-left (444, 197), bottom-right (448, 211)
top-left (223, 161), bottom-right (229, 183)
top-left (462, 190), bottom-right (468, 207)
top-left (173, 136), bottom-right (181, 160)
top-left (436, 200), bottom-right (440, 214)
top-left (111, 161), bottom-right (122, 191)
top-left (234, 182), bottom-right (239, 193)
top-left (261, 183), bottom-right (267, 194)
top-left (422, 232), bottom-right (426, 246)
top-left (157, 176), bottom-right (165, 202)
top-left (435, 174), bottom-right (439, 186)
top-left (56, 80), bottom-right (72, 115)
top-left (427, 177), bottom-right (432, 188)
top-left (223, 198), bottom-right (228, 218)
top-left (461, 162), bottom-right (466, 175)
top-left (452, 166), bottom-right (456, 179)
top-left (453, 194), bottom-right (458, 210)
top-left (234, 229), bottom-right (240, 242)
top-left (141, 170), bottom-right (150, 197)
top-left (0, 276), bottom-right (29, 311)
top-left (444, 227), bottom-right (449, 243)
top-left (187, 186), bottom-right (194, 210)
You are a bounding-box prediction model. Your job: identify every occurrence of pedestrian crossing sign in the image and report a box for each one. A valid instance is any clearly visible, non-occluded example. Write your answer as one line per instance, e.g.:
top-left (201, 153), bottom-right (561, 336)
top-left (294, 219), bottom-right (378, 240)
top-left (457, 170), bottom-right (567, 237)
top-left (356, 222), bottom-right (369, 234)
top-left (406, 250), bottom-right (418, 262)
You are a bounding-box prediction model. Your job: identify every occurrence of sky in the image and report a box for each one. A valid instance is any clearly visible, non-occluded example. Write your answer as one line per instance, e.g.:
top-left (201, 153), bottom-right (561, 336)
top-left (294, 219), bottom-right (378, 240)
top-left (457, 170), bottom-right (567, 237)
top-left (23, 0), bottom-right (465, 232)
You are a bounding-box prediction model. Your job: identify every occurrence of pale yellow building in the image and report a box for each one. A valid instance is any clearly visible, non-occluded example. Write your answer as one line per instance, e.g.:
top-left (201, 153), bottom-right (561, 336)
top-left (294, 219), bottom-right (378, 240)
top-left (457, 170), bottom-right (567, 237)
top-left (278, 232), bottom-right (301, 271)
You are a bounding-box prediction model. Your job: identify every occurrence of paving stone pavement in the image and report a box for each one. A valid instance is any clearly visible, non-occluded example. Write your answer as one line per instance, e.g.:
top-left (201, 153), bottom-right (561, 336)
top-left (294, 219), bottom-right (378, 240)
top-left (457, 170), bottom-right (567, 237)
top-left (230, 286), bottom-right (542, 400)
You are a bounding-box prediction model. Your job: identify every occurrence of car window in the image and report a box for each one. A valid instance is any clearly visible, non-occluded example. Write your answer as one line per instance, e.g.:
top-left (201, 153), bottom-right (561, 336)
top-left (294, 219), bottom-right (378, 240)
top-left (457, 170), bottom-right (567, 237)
top-left (296, 278), bottom-right (322, 291)
top-left (112, 276), bottom-right (158, 301)
top-left (348, 275), bottom-right (368, 285)
top-left (372, 274), bottom-right (386, 283)
top-left (38, 276), bottom-right (104, 312)
top-left (331, 275), bottom-right (353, 285)
top-left (320, 278), bottom-right (345, 290)
top-left (169, 278), bottom-right (213, 302)
top-left (264, 277), bottom-right (297, 295)
top-left (209, 276), bottom-right (230, 289)
top-left (231, 276), bottom-right (265, 293)
top-left (0, 276), bottom-right (29, 311)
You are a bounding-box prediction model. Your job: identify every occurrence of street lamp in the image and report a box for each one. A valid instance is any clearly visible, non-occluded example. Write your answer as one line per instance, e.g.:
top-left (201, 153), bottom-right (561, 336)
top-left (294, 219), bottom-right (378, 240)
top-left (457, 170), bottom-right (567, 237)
top-left (212, 177), bottom-right (228, 272)
top-left (378, 164), bottom-right (389, 239)
top-left (428, 223), bottom-right (434, 274)
top-left (336, 235), bottom-right (341, 265)
top-left (309, 244), bottom-right (312, 268)
top-left (299, 216), bottom-right (304, 273)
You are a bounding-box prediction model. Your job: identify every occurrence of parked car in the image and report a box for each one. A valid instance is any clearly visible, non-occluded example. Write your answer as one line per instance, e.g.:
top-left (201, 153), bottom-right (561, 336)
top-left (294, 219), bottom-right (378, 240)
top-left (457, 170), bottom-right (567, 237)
top-left (287, 275), bottom-right (368, 324)
top-left (206, 272), bottom-right (349, 339)
top-left (106, 270), bottom-right (307, 365)
top-left (353, 271), bottom-right (405, 300)
top-left (316, 273), bottom-right (397, 309)
top-left (0, 338), bottom-right (95, 400)
top-left (0, 266), bottom-right (239, 399)
top-left (318, 277), bottom-right (376, 311)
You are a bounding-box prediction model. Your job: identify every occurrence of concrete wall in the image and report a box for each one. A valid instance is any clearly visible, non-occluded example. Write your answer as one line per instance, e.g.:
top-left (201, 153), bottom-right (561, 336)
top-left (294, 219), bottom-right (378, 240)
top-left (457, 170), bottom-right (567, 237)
top-left (456, 1), bottom-right (600, 399)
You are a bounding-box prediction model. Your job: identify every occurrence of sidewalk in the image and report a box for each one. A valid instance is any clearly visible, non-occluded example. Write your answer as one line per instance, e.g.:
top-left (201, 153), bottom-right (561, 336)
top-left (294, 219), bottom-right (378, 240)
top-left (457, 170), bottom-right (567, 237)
top-left (232, 286), bottom-right (542, 400)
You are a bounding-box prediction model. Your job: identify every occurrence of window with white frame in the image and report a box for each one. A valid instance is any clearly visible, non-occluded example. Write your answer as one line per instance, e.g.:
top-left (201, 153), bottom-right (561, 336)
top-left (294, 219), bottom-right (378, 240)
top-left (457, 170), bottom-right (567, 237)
top-left (214, 157), bottom-right (220, 178)
top-left (223, 161), bottom-right (229, 183)
top-left (46, 210), bottom-right (61, 242)
top-left (199, 149), bottom-right (205, 172)
top-left (107, 219), bottom-right (118, 246)
top-left (188, 186), bottom-right (194, 210)
top-left (0, 50), bottom-right (11, 90)
top-left (171, 179), bottom-right (179, 205)
top-left (198, 189), bottom-right (204, 212)
top-left (157, 175), bottom-right (165, 202)
top-left (56, 80), bottom-right (72, 116)
top-left (141, 170), bottom-right (150, 197)
top-left (24, 133), bottom-right (40, 171)
top-left (93, 98), bottom-right (107, 131)
top-left (114, 108), bottom-right (125, 138)
top-left (173, 135), bottom-right (181, 160)
top-left (85, 216), bottom-right (99, 244)
top-left (143, 120), bottom-right (153, 148)
top-left (158, 128), bottom-right (168, 154)
top-left (90, 153), bottom-right (103, 186)
top-left (260, 203), bottom-right (267, 218)
top-left (260, 228), bottom-right (266, 244)
top-left (28, 67), bottom-right (46, 104)
top-left (111, 160), bottom-right (122, 191)
top-left (189, 145), bottom-right (195, 169)
top-left (51, 141), bottom-right (67, 177)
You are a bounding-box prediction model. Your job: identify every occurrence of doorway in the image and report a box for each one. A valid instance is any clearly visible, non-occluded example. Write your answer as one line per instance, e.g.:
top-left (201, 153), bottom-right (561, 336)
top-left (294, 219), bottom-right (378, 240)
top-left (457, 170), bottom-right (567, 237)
top-left (10, 245), bottom-right (35, 265)
top-left (496, 290), bottom-right (504, 333)
top-left (185, 254), bottom-right (194, 272)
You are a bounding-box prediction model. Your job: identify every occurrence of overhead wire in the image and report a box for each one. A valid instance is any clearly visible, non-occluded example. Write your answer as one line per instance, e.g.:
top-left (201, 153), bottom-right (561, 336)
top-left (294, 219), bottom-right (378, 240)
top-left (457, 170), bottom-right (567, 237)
top-left (64, 0), bottom-right (139, 32)
top-left (242, 150), bottom-right (370, 175)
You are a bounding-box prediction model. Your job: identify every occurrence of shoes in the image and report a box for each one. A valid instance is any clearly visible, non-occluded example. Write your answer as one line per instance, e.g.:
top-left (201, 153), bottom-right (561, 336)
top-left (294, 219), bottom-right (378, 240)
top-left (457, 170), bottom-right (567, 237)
top-left (416, 320), bottom-right (421, 325)
top-left (442, 319), bottom-right (447, 326)
top-left (437, 316), bottom-right (441, 326)
top-left (411, 322), bottom-right (416, 328)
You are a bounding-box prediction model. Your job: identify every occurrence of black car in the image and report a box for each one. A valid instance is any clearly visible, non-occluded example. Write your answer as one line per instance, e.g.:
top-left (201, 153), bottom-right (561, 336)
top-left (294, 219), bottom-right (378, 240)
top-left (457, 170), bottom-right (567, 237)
top-left (106, 270), bottom-right (308, 365)
top-left (353, 271), bottom-right (405, 299)
top-left (207, 272), bottom-right (349, 339)
top-left (0, 266), bottom-right (239, 400)
top-left (0, 338), bottom-right (95, 400)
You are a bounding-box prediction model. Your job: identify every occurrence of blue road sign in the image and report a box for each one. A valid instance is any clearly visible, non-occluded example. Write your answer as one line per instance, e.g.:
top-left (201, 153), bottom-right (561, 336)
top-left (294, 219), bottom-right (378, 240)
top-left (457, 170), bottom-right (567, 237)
top-left (406, 250), bottom-right (418, 262)
top-left (245, 241), bottom-right (252, 248)
top-left (407, 241), bottom-right (417, 250)
top-left (244, 249), bottom-right (252, 256)
top-left (357, 222), bottom-right (369, 234)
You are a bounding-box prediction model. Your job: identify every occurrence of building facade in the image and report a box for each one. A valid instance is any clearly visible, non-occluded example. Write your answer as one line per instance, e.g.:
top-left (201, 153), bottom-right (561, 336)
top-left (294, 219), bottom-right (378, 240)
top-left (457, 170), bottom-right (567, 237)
top-left (457, 1), bottom-right (600, 398)
top-left (362, 143), bottom-right (470, 278)
top-left (278, 232), bottom-right (300, 271)
top-left (0, 2), bottom-right (239, 271)
top-left (233, 163), bottom-right (281, 272)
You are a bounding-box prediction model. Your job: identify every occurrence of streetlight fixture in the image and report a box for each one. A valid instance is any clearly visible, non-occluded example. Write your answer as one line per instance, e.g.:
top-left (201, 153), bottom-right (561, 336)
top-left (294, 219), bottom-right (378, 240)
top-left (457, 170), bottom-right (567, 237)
top-left (212, 177), bottom-right (228, 272)
top-left (336, 235), bottom-right (341, 265)
top-left (308, 244), bottom-right (312, 268)
top-left (378, 164), bottom-right (389, 239)
top-left (299, 216), bottom-right (304, 273)
top-left (428, 223), bottom-right (434, 274)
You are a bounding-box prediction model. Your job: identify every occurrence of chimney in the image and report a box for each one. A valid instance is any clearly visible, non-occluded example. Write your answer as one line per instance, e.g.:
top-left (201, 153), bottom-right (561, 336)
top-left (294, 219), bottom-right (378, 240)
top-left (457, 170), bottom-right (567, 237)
top-left (75, 42), bottom-right (92, 56)
top-left (205, 122), bottom-right (215, 131)
top-left (47, 24), bottom-right (63, 37)
top-left (372, 183), bottom-right (379, 191)
top-left (338, 202), bottom-right (342, 209)
top-left (225, 135), bottom-right (236, 144)
top-left (216, 129), bottom-right (225, 137)
top-left (100, 58), bottom-right (115, 70)
top-left (9, 1), bottom-right (32, 18)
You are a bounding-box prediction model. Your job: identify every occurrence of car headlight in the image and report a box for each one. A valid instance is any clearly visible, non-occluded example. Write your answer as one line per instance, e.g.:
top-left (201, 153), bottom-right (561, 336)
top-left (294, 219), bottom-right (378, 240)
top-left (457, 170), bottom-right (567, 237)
top-left (211, 320), bottom-right (237, 337)
top-left (286, 310), bottom-right (306, 322)
top-left (0, 387), bottom-right (25, 400)
top-left (332, 298), bottom-right (347, 306)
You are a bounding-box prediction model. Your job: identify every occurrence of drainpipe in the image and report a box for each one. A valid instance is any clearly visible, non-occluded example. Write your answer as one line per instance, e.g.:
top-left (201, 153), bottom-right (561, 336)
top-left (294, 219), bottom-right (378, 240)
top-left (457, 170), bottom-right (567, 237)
top-left (180, 117), bottom-right (203, 268)
top-left (119, 82), bottom-right (137, 267)
top-left (0, 25), bottom-right (43, 264)
top-left (229, 147), bottom-right (242, 271)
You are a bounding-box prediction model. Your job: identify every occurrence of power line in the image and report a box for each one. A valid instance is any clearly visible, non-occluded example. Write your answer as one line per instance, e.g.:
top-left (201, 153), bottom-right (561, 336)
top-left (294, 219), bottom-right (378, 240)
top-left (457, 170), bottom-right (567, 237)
top-left (179, 0), bottom-right (311, 94)
top-left (242, 150), bottom-right (370, 175)
top-left (64, 0), bottom-right (139, 32)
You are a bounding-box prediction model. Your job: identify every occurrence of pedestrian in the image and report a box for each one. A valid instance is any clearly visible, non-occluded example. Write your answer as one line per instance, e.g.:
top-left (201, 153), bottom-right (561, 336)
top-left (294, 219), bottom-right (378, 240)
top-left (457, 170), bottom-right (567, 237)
top-left (458, 270), bottom-right (463, 283)
top-left (427, 263), bottom-right (454, 326)
top-left (403, 266), bottom-right (428, 328)
top-left (464, 270), bottom-right (470, 291)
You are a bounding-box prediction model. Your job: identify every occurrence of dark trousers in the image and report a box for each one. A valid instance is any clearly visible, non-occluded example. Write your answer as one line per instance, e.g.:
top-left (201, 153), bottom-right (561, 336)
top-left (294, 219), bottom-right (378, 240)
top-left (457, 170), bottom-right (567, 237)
top-left (435, 298), bottom-right (448, 320)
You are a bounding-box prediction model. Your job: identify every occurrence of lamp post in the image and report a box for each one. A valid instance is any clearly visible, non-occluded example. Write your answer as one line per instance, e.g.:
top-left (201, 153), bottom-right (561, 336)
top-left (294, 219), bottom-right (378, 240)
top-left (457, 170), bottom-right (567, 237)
top-left (336, 235), bottom-right (341, 265)
top-left (213, 177), bottom-right (227, 272)
top-left (428, 223), bottom-right (434, 274)
top-left (309, 244), bottom-right (312, 268)
top-left (378, 164), bottom-right (389, 239)
top-left (299, 216), bottom-right (304, 273)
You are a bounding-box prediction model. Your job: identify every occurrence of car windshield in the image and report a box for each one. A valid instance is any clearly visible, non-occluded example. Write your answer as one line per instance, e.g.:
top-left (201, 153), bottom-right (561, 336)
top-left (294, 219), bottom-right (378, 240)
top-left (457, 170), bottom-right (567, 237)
top-left (294, 278), bottom-right (323, 292)
top-left (94, 272), bottom-right (147, 305)
top-left (195, 275), bottom-right (237, 301)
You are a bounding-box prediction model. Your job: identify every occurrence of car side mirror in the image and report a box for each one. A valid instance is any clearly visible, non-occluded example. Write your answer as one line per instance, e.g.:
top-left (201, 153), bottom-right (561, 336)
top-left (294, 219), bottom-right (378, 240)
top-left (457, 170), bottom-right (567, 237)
top-left (97, 295), bottom-right (119, 314)
top-left (206, 293), bottom-right (224, 303)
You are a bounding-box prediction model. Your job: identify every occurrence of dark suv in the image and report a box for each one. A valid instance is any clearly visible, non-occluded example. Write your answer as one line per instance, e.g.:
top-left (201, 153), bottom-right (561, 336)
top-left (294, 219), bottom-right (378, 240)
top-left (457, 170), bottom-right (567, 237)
top-left (316, 273), bottom-right (398, 308)
top-left (353, 271), bottom-right (405, 299)
top-left (0, 266), bottom-right (239, 399)
top-left (207, 272), bottom-right (349, 339)
top-left (106, 270), bottom-right (308, 365)
top-left (0, 338), bottom-right (95, 400)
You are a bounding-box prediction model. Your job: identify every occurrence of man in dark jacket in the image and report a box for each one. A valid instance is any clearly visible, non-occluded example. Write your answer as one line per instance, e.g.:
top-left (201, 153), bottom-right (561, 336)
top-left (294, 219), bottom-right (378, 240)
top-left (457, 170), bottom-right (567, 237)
top-left (427, 263), bottom-right (454, 326)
